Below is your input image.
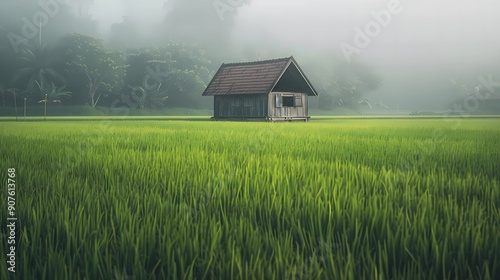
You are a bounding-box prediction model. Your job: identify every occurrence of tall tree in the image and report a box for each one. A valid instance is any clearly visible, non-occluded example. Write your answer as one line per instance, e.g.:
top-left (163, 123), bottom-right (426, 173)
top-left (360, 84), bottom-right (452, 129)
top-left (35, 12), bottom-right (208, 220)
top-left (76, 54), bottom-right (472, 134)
top-left (36, 81), bottom-right (72, 103)
top-left (125, 43), bottom-right (213, 109)
top-left (59, 33), bottom-right (125, 107)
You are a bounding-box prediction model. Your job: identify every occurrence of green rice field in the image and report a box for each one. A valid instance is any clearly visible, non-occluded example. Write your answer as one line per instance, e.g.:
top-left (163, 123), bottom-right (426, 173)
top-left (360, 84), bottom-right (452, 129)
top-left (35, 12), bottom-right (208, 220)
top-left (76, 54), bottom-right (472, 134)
top-left (1, 118), bottom-right (499, 279)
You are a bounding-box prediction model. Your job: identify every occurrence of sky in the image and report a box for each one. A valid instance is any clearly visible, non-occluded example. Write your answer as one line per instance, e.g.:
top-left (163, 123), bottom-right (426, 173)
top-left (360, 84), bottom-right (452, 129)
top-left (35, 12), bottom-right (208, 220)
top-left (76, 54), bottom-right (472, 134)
top-left (84, 0), bottom-right (168, 37)
top-left (235, 0), bottom-right (500, 61)
top-left (232, 0), bottom-right (500, 108)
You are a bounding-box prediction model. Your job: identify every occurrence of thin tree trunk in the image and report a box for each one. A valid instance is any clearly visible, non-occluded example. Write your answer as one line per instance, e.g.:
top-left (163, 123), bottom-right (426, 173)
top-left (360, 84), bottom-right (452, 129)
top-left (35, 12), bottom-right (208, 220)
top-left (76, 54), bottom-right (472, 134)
top-left (14, 92), bottom-right (17, 121)
top-left (87, 72), bottom-right (102, 108)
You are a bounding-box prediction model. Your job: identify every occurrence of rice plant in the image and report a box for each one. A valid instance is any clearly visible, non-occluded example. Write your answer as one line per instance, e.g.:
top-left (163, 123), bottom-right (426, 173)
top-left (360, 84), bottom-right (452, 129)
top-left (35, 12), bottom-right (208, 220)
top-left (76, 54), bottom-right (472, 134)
top-left (0, 118), bottom-right (499, 279)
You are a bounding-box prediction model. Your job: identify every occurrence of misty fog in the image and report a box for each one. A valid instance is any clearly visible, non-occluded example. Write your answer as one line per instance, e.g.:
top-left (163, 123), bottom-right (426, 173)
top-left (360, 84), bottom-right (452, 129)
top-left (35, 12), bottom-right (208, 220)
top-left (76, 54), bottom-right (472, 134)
top-left (1, 0), bottom-right (499, 112)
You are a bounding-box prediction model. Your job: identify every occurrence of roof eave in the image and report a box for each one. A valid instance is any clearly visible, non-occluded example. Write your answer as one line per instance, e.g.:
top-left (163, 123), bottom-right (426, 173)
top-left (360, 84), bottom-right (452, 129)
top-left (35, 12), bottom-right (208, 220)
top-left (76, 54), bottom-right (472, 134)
top-left (201, 62), bottom-right (225, 96)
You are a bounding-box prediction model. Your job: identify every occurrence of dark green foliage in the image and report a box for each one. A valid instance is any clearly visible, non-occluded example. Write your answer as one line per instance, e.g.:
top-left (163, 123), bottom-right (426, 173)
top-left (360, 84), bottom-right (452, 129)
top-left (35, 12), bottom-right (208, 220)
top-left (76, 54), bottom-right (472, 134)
top-left (124, 43), bottom-right (214, 109)
top-left (58, 33), bottom-right (126, 107)
top-left (0, 32), bottom-right (214, 110)
top-left (14, 45), bottom-right (65, 97)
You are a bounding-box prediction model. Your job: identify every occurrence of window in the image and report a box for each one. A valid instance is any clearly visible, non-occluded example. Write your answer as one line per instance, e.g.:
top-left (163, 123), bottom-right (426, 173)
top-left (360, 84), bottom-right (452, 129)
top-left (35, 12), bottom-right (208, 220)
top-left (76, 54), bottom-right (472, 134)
top-left (282, 96), bottom-right (294, 107)
top-left (276, 94), bottom-right (301, 107)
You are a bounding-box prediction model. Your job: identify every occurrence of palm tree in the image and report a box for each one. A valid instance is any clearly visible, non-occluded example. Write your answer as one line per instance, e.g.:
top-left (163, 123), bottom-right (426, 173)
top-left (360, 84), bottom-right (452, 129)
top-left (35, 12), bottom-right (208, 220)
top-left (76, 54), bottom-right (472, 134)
top-left (14, 45), bottom-right (65, 97)
top-left (36, 82), bottom-right (71, 119)
top-left (36, 82), bottom-right (72, 103)
top-left (130, 83), bottom-right (168, 109)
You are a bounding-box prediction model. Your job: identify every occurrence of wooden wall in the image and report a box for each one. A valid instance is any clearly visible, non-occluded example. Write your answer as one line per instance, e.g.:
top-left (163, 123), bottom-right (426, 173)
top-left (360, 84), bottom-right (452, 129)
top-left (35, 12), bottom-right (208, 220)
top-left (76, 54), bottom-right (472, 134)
top-left (214, 94), bottom-right (268, 118)
top-left (268, 92), bottom-right (308, 119)
top-left (213, 92), bottom-right (309, 120)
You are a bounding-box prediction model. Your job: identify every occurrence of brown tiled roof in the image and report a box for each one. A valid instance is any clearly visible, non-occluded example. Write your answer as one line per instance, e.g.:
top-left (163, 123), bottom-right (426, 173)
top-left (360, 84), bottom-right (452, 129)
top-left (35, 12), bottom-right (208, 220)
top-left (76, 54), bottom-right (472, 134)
top-left (202, 56), bottom-right (317, 96)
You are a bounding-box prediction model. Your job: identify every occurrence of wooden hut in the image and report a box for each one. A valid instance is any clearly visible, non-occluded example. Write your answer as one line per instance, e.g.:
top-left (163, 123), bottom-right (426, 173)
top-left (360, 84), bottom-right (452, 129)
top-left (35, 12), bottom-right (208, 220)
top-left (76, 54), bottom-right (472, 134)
top-left (202, 56), bottom-right (318, 121)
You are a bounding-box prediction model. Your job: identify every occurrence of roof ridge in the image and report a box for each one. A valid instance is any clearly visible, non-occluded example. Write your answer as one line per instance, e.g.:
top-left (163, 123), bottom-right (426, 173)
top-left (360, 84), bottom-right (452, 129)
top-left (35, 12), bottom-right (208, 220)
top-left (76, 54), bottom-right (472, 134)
top-left (222, 56), bottom-right (292, 66)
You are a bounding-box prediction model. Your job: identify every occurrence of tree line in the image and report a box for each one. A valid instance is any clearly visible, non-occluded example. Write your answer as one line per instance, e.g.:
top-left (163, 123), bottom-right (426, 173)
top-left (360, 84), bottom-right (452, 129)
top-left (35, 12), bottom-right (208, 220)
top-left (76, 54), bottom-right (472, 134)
top-left (0, 33), bottom-right (214, 110)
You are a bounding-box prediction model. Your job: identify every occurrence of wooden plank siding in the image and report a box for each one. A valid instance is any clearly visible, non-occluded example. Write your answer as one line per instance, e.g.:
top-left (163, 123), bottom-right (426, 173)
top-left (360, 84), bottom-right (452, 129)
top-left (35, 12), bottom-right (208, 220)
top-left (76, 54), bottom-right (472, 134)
top-left (268, 92), bottom-right (309, 120)
top-left (213, 92), bottom-right (309, 121)
top-left (214, 95), bottom-right (268, 118)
